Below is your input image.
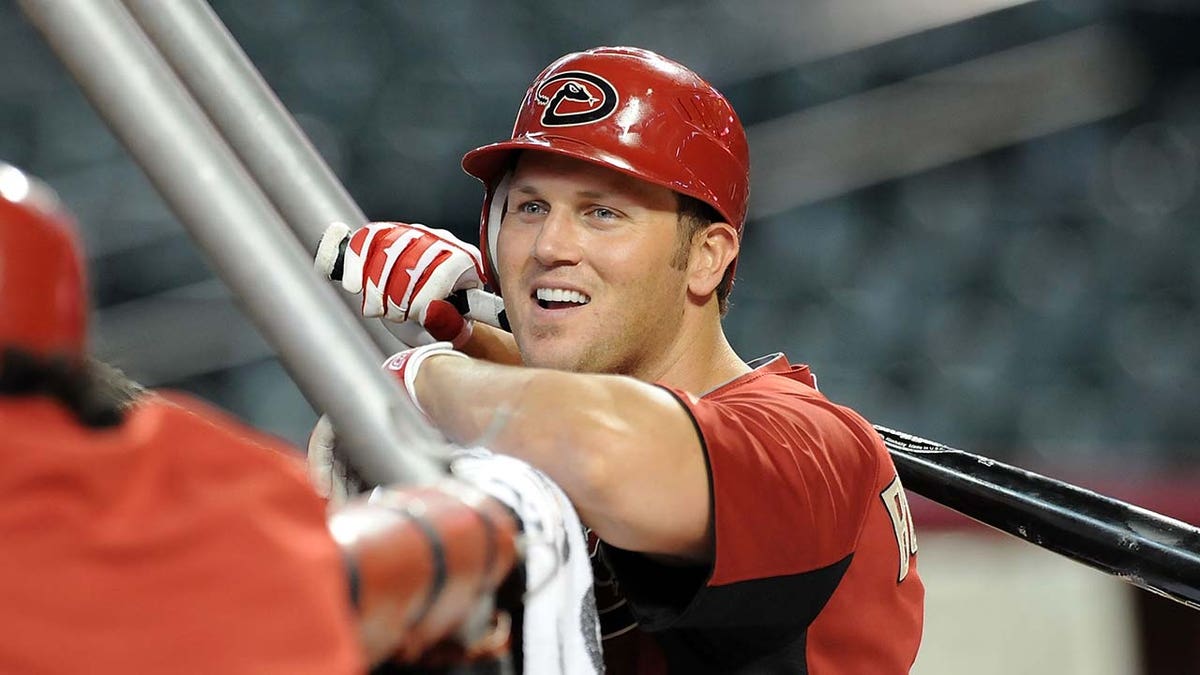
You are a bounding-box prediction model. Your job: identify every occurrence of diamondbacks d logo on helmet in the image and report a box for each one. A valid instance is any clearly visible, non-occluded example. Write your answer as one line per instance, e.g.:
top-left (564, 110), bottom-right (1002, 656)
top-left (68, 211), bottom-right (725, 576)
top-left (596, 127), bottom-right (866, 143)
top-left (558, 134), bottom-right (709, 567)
top-left (534, 71), bottom-right (618, 127)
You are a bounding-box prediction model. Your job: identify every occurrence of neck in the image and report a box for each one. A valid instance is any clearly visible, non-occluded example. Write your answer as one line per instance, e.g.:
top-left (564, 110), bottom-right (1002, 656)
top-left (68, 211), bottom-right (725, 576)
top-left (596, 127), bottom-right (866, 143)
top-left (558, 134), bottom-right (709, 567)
top-left (639, 307), bottom-right (750, 394)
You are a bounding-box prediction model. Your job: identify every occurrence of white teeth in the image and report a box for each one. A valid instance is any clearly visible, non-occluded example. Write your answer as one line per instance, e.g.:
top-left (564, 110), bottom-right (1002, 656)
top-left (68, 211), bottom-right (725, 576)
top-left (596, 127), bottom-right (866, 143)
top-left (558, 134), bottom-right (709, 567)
top-left (535, 287), bottom-right (590, 304)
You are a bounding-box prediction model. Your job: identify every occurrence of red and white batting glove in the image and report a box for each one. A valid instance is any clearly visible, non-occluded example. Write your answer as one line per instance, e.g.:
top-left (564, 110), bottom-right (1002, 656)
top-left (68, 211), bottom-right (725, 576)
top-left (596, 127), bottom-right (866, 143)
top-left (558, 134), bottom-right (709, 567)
top-left (318, 221), bottom-right (485, 348)
top-left (382, 341), bottom-right (470, 420)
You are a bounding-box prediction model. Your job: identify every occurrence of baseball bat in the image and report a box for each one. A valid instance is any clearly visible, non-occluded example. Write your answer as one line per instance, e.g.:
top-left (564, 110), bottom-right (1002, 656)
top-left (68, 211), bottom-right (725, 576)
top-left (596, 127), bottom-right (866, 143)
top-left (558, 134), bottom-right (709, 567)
top-left (878, 426), bottom-right (1200, 609)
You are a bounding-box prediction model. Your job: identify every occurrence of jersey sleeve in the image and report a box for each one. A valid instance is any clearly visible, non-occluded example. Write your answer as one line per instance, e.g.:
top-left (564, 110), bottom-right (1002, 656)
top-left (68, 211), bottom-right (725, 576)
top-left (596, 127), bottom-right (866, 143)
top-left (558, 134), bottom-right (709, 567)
top-left (602, 378), bottom-right (883, 633)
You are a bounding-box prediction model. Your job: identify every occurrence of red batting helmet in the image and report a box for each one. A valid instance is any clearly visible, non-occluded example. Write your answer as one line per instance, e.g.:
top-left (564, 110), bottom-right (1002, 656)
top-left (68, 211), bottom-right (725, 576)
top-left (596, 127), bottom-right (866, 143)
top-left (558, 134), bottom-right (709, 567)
top-left (461, 46), bottom-right (750, 290)
top-left (0, 162), bottom-right (88, 362)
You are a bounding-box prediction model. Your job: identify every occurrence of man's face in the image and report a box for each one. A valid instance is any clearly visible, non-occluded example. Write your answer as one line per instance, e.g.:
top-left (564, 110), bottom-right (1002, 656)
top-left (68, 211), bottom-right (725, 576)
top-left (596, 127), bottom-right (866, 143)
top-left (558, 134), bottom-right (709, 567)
top-left (495, 152), bottom-right (691, 377)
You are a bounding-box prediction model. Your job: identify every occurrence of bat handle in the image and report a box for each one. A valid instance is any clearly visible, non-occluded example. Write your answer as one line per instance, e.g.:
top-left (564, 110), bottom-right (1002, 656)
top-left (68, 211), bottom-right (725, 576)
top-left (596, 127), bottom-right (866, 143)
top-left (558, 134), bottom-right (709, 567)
top-left (448, 287), bottom-right (510, 333)
top-left (317, 232), bottom-right (509, 332)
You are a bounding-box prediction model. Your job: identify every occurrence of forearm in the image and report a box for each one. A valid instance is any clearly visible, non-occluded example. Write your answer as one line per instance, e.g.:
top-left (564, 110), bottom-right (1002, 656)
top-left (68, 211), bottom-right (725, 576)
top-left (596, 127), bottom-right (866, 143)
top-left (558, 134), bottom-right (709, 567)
top-left (413, 355), bottom-right (711, 558)
top-left (415, 355), bottom-right (610, 507)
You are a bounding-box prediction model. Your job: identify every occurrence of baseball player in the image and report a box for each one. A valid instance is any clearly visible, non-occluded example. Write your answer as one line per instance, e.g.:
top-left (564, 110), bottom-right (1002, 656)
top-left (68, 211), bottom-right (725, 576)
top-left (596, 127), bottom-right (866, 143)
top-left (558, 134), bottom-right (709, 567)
top-left (326, 47), bottom-right (924, 673)
top-left (0, 161), bottom-right (528, 673)
top-left (0, 161), bottom-right (364, 674)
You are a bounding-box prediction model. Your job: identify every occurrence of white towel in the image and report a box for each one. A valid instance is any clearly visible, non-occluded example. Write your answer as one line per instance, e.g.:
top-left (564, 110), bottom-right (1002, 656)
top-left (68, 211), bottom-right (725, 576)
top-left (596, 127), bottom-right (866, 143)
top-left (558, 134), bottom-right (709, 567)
top-left (450, 448), bottom-right (603, 675)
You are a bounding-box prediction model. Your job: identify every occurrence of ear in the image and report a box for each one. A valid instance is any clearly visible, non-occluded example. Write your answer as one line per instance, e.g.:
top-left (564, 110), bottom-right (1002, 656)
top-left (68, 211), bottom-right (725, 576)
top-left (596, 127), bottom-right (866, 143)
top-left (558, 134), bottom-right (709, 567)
top-left (687, 222), bottom-right (739, 298)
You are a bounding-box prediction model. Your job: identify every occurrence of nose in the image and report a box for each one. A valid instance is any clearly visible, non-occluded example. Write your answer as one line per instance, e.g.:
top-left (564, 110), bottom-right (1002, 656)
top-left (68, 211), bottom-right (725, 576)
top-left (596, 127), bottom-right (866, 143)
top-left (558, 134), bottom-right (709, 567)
top-left (532, 209), bottom-right (582, 268)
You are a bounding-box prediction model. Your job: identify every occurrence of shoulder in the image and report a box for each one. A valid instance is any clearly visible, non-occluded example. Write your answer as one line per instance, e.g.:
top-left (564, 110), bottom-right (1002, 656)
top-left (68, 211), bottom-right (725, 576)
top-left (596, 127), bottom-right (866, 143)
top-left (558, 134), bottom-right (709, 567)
top-left (679, 364), bottom-right (890, 541)
top-left (695, 364), bottom-right (884, 466)
top-left (700, 354), bottom-right (826, 413)
top-left (147, 391), bottom-right (297, 446)
top-left (135, 390), bottom-right (311, 477)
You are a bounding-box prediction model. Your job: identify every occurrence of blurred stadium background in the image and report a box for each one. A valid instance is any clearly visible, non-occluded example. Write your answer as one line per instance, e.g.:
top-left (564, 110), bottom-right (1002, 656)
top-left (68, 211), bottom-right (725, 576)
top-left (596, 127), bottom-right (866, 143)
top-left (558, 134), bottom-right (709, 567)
top-left (2, 0), bottom-right (1197, 672)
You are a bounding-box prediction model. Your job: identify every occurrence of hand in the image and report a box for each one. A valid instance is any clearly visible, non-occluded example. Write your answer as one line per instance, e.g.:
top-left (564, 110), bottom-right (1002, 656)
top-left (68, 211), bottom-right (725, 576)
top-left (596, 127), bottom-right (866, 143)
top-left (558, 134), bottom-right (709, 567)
top-left (319, 221), bottom-right (485, 347)
top-left (307, 342), bottom-right (467, 504)
top-left (306, 414), bottom-right (363, 508)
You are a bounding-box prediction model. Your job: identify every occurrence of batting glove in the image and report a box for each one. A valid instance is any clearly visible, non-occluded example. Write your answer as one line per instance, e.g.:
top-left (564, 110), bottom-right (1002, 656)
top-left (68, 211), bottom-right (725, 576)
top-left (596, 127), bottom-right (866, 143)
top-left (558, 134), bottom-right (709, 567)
top-left (318, 221), bottom-right (485, 348)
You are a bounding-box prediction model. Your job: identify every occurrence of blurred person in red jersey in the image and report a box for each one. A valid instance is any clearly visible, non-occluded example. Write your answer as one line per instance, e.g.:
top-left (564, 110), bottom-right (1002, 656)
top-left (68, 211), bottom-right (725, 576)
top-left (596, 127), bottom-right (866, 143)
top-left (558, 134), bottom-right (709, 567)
top-left (0, 161), bottom-right (364, 675)
top-left (323, 47), bottom-right (924, 674)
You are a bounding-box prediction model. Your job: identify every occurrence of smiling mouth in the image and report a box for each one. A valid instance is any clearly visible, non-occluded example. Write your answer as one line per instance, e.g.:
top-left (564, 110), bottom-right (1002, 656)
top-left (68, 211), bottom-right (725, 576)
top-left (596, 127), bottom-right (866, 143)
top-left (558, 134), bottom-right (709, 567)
top-left (534, 287), bottom-right (591, 310)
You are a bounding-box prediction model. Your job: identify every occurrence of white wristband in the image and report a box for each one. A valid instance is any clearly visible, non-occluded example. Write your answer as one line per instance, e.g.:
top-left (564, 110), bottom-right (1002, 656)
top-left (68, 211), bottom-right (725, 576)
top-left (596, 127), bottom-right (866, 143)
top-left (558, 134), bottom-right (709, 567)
top-left (382, 342), bottom-right (469, 417)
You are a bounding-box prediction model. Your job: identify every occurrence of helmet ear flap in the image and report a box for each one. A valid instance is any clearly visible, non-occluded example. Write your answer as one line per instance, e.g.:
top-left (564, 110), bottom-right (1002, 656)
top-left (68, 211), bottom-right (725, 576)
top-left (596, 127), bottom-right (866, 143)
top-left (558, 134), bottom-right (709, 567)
top-left (481, 172), bottom-right (511, 294)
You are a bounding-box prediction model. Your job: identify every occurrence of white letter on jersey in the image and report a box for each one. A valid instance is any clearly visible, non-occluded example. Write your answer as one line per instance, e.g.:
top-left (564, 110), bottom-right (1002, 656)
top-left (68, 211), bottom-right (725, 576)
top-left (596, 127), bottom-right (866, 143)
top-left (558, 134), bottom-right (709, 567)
top-left (880, 475), bottom-right (918, 582)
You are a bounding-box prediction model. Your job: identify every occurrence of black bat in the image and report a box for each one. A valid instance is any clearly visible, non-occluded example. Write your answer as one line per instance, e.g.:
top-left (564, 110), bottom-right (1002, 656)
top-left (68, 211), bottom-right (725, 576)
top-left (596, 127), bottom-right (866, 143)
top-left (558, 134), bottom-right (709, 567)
top-left (878, 425), bottom-right (1200, 610)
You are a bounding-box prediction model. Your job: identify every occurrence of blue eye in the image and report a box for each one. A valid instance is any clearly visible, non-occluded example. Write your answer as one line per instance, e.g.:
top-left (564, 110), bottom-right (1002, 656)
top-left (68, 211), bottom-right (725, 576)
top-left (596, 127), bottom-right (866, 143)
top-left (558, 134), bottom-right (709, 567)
top-left (590, 207), bottom-right (618, 219)
top-left (516, 201), bottom-right (547, 215)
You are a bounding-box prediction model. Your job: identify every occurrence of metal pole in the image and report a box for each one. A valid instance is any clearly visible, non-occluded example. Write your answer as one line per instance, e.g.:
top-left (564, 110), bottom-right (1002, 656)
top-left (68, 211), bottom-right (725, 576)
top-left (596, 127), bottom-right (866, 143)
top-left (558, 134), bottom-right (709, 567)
top-left (17, 0), bottom-right (446, 486)
top-left (119, 0), bottom-right (399, 354)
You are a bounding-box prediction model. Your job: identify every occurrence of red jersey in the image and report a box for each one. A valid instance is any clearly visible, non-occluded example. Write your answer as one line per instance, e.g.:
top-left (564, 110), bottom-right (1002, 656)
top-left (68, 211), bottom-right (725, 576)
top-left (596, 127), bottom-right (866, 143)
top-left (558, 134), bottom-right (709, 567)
top-left (595, 354), bottom-right (924, 674)
top-left (0, 392), bottom-right (363, 675)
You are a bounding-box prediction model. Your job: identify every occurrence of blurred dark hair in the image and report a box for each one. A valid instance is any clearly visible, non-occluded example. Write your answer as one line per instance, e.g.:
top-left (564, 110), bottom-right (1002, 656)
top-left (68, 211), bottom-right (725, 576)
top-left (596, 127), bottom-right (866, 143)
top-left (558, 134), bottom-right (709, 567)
top-left (0, 349), bottom-right (144, 428)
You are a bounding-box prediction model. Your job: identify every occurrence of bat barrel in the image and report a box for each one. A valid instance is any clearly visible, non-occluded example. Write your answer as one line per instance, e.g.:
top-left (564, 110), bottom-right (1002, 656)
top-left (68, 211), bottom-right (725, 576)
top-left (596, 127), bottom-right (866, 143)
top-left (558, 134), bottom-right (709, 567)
top-left (878, 426), bottom-right (1200, 610)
